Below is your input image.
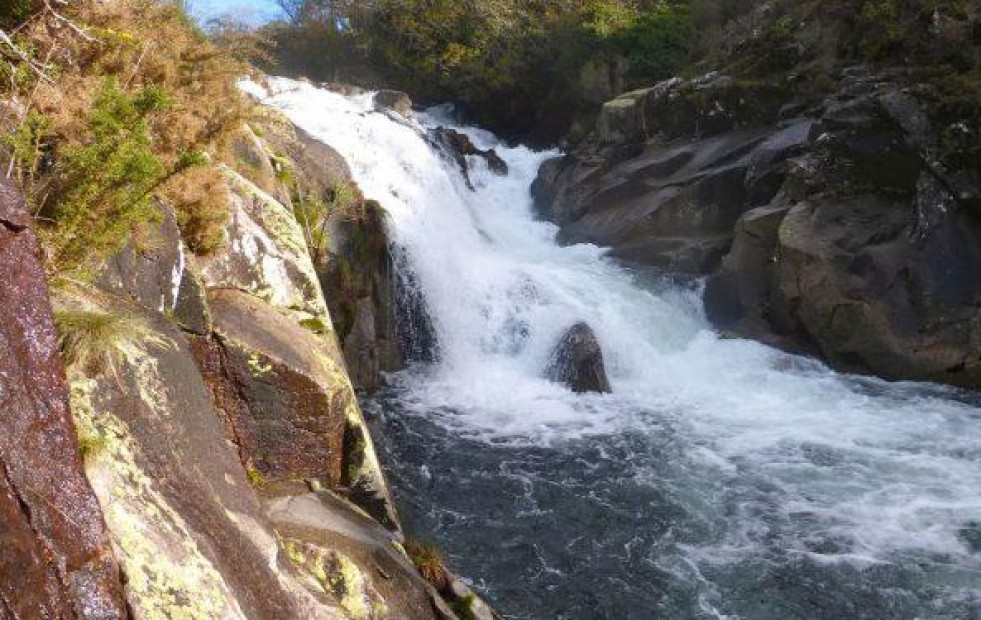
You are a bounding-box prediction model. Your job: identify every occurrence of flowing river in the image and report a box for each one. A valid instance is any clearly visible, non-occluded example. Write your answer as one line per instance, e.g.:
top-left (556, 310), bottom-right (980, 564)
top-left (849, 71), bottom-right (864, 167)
top-left (247, 78), bottom-right (981, 619)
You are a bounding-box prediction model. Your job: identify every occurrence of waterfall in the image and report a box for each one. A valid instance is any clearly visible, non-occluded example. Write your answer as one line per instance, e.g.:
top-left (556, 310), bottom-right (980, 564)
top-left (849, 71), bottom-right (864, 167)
top-left (245, 77), bottom-right (981, 618)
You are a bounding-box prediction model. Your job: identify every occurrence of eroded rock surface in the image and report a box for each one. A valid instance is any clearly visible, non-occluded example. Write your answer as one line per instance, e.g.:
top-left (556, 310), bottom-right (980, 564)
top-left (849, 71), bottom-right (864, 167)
top-left (536, 68), bottom-right (981, 387)
top-left (431, 126), bottom-right (509, 189)
top-left (0, 179), bottom-right (127, 619)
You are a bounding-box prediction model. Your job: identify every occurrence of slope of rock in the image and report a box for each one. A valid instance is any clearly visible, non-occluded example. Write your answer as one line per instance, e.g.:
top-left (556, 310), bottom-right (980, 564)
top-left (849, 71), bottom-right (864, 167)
top-left (36, 113), bottom-right (466, 618)
top-left (0, 179), bottom-right (127, 619)
top-left (534, 68), bottom-right (981, 387)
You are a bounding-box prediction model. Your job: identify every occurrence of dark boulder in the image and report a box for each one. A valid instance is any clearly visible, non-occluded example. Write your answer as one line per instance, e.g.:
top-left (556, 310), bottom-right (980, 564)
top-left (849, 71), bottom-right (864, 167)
top-left (0, 178), bottom-right (127, 618)
top-left (431, 126), bottom-right (509, 188)
top-left (545, 323), bottom-right (612, 394)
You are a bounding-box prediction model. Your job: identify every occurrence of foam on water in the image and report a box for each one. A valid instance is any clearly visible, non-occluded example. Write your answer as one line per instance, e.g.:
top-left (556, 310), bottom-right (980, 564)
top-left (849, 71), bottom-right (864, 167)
top-left (245, 77), bottom-right (981, 613)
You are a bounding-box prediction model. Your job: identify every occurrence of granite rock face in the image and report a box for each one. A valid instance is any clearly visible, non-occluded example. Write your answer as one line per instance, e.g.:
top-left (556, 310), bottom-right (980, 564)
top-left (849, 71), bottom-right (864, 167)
top-left (535, 69), bottom-right (981, 387)
top-left (0, 178), bottom-right (127, 619)
top-left (27, 117), bottom-right (454, 617)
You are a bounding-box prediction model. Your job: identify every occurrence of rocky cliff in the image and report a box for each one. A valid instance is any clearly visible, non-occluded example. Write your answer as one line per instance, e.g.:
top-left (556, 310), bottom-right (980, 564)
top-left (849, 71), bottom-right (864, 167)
top-left (534, 68), bottom-right (981, 387)
top-left (0, 97), bottom-right (483, 618)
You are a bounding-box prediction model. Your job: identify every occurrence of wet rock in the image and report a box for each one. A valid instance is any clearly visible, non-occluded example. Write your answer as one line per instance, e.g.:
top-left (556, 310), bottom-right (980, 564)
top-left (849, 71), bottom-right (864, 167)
top-left (431, 127), bottom-right (509, 188)
top-left (703, 204), bottom-right (794, 347)
top-left (204, 289), bottom-right (351, 488)
top-left (393, 253), bottom-right (441, 365)
top-left (317, 200), bottom-right (405, 390)
top-left (548, 129), bottom-right (777, 274)
top-left (447, 578), bottom-right (497, 620)
top-left (0, 178), bottom-right (127, 619)
top-left (263, 481), bottom-right (440, 620)
top-left (769, 195), bottom-right (981, 384)
top-left (545, 323), bottom-right (612, 394)
top-left (374, 90), bottom-right (413, 116)
top-left (537, 68), bottom-right (981, 387)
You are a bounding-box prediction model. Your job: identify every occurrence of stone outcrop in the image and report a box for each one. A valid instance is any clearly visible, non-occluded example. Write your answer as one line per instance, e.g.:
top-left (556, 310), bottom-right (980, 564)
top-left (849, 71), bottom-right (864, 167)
top-left (255, 115), bottom-right (407, 391)
top-left (374, 90), bottom-right (413, 116)
top-left (544, 322), bottom-right (612, 394)
top-left (36, 116), bottom-right (473, 617)
top-left (535, 68), bottom-right (981, 387)
top-left (0, 179), bottom-right (127, 619)
top-left (198, 168), bottom-right (398, 527)
top-left (431, 126), bottom-right (509, 189)
top-left (57, 284), bottom-right (336, 620)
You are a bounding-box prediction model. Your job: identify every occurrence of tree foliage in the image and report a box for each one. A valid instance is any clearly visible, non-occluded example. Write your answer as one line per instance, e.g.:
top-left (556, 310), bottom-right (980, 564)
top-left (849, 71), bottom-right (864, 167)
top-left (267, 0), bottom-right (981, 142)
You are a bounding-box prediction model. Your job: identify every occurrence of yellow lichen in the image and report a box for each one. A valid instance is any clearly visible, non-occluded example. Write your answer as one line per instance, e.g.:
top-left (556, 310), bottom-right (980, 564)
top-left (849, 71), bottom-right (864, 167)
top-left (282, 539), bottom-right (382, 620)
top-left (68, 379), bottom-right (244, 620)
top-left (248, 352), bottom-right (273, 377)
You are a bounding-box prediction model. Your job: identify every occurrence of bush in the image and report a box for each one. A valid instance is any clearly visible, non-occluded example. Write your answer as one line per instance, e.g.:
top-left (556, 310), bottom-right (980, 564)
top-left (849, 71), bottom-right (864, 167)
top-left (39, 79), bottom-right (205, 276)
top-left (0, 0), bottom-right (254, 275)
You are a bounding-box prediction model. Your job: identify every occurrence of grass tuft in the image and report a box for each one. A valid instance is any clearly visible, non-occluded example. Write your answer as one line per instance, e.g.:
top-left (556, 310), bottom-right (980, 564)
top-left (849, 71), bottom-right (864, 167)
top-left (54, 309), bottom-right (171, 374)
top-left (404, 539), bottom-right (450, 592)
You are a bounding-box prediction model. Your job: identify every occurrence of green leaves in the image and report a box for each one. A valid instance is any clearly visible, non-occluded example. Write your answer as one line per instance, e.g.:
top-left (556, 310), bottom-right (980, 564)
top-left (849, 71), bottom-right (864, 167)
top-left (45, 78), bottom-right (200, 276)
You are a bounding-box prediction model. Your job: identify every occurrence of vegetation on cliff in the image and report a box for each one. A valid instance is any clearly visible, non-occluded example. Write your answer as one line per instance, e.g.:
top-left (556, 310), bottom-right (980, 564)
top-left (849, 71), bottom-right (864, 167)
top-left (265, 0), bottom-right (979, 142)
top-left (0, 0), bottom-right (251, 277)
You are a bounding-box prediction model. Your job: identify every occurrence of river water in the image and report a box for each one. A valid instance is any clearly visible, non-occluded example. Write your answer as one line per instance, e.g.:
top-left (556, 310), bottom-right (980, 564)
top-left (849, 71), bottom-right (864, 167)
top-left (247, 78), bottom-right (981, 619)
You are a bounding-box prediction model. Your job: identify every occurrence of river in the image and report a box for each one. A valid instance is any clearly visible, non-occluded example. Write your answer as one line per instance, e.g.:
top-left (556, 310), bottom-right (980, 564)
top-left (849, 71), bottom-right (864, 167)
top-left (247, 77), bottom-right (981, 619)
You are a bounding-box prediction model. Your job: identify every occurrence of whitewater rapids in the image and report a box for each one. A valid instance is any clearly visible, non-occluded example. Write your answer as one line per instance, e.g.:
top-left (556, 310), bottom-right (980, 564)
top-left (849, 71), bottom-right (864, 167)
top-left (244, 78), bottom-right (981, 619)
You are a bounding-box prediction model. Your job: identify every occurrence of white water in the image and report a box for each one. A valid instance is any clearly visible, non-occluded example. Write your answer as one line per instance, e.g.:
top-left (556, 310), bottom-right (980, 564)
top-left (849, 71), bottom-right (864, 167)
top-left (245, 78), bottom-right (981, 612)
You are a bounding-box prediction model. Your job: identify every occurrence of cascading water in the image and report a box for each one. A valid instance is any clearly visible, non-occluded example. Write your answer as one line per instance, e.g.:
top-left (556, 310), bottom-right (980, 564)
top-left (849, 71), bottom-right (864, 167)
top-left (245, 78), bottom-right (981, 619)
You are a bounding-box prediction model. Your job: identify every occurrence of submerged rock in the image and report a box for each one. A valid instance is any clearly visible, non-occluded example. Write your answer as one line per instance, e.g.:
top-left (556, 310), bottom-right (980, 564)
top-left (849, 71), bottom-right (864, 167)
top-left (545, 322), bottom-right (612, 394)
top-left (431, 126), bottom-right (509, 188)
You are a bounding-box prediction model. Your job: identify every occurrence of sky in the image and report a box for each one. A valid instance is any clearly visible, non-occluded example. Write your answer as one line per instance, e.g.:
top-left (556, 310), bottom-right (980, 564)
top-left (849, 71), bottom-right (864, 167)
top-left (188, 0), bottom-right (283, 25)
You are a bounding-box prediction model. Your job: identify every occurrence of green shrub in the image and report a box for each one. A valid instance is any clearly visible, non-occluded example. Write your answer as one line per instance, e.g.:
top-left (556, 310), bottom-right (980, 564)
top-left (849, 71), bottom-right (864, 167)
top-left (41, 78), bottom-right (205, 276)
top-left (451, 593), bottom-right (477, 620)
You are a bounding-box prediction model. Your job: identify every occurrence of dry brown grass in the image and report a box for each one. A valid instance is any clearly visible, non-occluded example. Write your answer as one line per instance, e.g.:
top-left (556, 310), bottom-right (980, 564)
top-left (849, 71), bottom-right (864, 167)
top-left (1, 0), bottom-right (259, 272)
top-left (404, 539), bottom-right (451, 592)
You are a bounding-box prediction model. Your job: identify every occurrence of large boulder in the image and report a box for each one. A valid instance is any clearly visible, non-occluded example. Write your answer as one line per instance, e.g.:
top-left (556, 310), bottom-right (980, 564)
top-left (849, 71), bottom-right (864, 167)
top-left (535, 73), bottom-right (808, 275)
top-left (544, 323), bottom-right (612, 394)
top-left (0, 179), bottom-right (127, 619)
top-left (56, 284), bottom-right (343, 619)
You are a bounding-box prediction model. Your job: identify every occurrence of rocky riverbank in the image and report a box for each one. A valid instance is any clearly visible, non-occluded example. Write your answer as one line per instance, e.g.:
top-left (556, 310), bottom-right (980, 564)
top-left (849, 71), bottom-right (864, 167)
top-left (533, 67), bottom-right (981, 388)
top-left (0, 87), bottom-right (493, 619)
